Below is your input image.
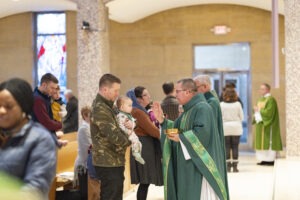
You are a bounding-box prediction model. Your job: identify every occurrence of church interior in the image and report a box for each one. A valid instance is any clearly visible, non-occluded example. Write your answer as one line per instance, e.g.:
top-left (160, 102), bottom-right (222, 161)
top-left (0, 0), bottom-right (299, 199)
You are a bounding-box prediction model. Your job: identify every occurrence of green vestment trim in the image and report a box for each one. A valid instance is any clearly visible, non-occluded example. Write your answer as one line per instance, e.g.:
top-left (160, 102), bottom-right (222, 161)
top-left (180, 106), bottom-right (228, 200)
top-left (162, 120), bottom-right (174, 199)
top-left (183, 130), bottom-right (227, 200)
top-left (161, 94), bottom-right (229, 200)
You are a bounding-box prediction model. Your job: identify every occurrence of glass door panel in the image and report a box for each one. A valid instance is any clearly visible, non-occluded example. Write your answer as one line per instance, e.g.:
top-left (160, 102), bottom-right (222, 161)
top-left (223, 72), bottom-right (250, 146)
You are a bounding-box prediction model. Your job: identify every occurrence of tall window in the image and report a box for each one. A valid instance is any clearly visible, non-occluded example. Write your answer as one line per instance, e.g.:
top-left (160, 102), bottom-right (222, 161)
top-left (36, 13), bottom-right (67, 91)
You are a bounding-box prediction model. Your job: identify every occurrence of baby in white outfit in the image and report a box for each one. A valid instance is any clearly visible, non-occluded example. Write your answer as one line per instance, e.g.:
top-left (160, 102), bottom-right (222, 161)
top-left (116, 96), bottom-right (145, 165)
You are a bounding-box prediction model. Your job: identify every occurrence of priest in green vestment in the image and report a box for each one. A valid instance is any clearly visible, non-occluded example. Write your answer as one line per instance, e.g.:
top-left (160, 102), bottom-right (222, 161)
top-left (253, 83), bottom-right (282, 165)
top-left (193, 75), bottom-right (230, 173)
top-left (193, 75), bottom-right (226, 153)
top-left (153, 78), bottom-right (229, 200)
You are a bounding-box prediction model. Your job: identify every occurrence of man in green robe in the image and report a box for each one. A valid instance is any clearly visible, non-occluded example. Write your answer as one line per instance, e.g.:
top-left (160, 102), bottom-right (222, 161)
top-left (153, 78), bottom-right (229, 200)
top-left (194, 75), bottom-right (230, 178)
top-left (253, 83), bottom-right (282, 165)
top-left (193, 75), bottom-right (226, 153)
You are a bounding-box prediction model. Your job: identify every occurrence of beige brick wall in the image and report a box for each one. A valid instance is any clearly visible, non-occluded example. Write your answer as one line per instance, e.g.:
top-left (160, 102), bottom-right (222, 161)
top-left (109, 4), bottom-right (286, 147)
top-left (0, 13), bottom-right (34, 85)
top-left (0, 12), bottom-right (78, 96)
top-left (0, 5), bottom-right (286, 147)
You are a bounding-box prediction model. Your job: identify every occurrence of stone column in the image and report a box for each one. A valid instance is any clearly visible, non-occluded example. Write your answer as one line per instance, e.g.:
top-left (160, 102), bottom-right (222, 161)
top-left (273, 2), bottom-right (300, 199)
top-left (72, 0), bottom-right (110, 115)
top-left (284, 0), bottom-right (300, 157)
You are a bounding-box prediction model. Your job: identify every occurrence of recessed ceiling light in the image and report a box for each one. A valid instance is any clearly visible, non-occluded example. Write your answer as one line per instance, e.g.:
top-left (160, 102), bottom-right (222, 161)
top-left (12, 0), bottom-right (20, 2)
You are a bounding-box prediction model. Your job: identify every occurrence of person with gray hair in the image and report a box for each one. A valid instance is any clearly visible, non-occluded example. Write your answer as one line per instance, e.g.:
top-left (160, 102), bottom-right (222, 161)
top-left (63, 89), bottom-right (78, 133)
top-left (194, 75), bottom-right (226, 149)
top-left (194, 75), bottom-right (229, 187)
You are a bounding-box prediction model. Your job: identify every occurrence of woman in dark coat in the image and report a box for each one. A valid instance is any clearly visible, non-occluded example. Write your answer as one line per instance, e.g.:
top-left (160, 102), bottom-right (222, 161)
top-left (127, 86), bottom-right (163, 200)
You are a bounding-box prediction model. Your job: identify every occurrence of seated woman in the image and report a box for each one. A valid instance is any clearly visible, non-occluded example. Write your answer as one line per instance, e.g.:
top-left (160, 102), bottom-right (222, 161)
top-left (0, 78), bottom-right (57, 199)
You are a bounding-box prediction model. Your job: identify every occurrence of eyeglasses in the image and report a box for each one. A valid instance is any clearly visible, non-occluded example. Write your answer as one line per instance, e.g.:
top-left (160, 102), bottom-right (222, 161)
top-left (176, 89), bottom-right (187, 94)
top-left (196, 84), bottom-right (205, 88)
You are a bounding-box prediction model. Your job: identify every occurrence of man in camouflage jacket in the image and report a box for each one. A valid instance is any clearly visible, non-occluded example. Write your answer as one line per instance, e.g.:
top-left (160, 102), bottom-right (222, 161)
top-left (90, 74), bottom-right (131, 200)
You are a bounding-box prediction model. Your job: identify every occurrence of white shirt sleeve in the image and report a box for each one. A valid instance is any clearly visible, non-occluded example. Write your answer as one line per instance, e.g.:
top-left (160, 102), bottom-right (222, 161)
top-left (179, 140), bottom-right (191, 160)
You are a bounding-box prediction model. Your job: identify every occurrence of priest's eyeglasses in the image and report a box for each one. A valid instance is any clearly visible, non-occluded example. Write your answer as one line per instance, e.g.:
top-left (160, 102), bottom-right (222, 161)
top-left (176, 89), bottom-right (187, 94)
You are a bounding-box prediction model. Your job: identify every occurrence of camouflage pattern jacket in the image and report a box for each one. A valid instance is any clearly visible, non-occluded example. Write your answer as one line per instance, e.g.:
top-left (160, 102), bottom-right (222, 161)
top-left (90, 94), bottom-right (131, 167)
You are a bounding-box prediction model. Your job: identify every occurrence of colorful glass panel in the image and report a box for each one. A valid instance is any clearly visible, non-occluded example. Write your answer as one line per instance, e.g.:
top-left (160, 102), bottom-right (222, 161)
top-left (36, 13), bottom-right (67, 93)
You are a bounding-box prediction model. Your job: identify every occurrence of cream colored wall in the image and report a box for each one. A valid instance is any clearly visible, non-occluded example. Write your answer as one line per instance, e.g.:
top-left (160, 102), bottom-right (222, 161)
top-left (66, 11), bottom-right (78, 96)
top-left (0, 13), bottom-right (34, 85)
top-left (109, 4), bottom-right (286, 147)
top-left (0, 12), bottom-right (78, 97)
top-left (0, 5), bottom-right (286, 147)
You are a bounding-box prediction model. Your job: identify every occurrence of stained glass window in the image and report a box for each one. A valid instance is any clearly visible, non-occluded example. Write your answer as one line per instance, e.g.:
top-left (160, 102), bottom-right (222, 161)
top-left (36, 13), bottom-right (67, 92)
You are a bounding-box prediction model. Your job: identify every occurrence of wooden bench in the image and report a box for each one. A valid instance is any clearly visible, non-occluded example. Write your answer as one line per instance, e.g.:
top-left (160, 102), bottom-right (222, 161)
top-left (48, 132), bottom-right (134, 200)
top-left (49, 132), bottom-right (78, 200)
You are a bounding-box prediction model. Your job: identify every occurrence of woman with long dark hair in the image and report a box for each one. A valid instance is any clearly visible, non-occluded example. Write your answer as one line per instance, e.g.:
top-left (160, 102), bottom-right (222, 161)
top-left (127, 86), bottom-right (163, 200)
top-left (220, 88), bottom-right (244, 172)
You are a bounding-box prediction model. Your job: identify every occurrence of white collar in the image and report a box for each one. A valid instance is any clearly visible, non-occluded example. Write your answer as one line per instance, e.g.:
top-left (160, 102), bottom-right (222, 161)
top-left (264, 93), bottom-right (271, 97)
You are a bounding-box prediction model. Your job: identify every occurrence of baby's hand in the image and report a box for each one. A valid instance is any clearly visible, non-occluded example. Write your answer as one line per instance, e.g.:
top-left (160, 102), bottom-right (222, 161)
top-left (124, 119), bottom-right (134, 130)
top-left (127, 130), bottom-right (133, 136)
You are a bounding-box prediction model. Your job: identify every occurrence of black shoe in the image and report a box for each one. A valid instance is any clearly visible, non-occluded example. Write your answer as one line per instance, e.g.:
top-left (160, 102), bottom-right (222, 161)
top-left (265, 161), bottom-right (274, 166)
top-left (257, 161), bottom-right (274, 166)
top-left (257, 161), bottom-right (264, 165)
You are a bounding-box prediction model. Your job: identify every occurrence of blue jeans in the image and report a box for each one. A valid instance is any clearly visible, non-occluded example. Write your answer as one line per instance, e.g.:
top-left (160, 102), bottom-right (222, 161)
top-left (87, 152), bottom-right (97, 179)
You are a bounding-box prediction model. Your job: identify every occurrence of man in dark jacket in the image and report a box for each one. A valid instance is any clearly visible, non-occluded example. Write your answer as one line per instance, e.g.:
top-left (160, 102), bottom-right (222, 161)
top-left (32, 73), bottom-right (67, 147)
top-left (63, 89), bottom-right (78, 133)
top-left (90, 73), bottom-right (131, 200)
top-left (32, 73), bottom-right (62, 132)
top-left (161, 82), bottom-right (180, 120)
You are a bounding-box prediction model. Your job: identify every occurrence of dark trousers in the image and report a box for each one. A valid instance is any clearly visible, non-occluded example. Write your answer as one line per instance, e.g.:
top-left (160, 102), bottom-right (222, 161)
top-left (137, 184), bottom-right (150, 200)
top-left (225, 136), bottom-right (240, 161)
top-left (78, 171), bottom-right (88, 200)
top-left (95, 166), bottom-right (125, 200)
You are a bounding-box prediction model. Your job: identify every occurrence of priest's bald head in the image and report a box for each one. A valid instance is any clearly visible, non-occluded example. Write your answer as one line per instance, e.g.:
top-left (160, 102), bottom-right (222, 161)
top-left (259, 83), bottom-right (271, 96)
top-left (193, 75), bottom-right (212, 94)
top-left (175, 78), bottom-right (197, 105)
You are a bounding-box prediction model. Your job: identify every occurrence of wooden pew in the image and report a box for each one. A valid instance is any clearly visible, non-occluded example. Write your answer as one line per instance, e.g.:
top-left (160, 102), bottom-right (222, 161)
top-left (48, 132), bottom-right (134, 200)
top-left (49, 132), bottom-right (78, 200)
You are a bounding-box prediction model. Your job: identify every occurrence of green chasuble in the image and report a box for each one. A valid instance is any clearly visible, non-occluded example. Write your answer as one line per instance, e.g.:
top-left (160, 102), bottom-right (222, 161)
top-left (161, 94), bottom-right (229, 200)
top-left (204, 91), bottom-right (226, 152)
top-left (204, 91), bottom-right (229, 197)
top-left (254, 95), bottom-right (282, 150)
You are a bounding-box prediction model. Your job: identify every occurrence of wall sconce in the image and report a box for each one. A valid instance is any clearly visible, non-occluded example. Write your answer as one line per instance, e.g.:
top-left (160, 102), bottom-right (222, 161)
top-left (81, 21), bottom-right (100, 32)
top-left (210, 25), bottom-right (231, 35)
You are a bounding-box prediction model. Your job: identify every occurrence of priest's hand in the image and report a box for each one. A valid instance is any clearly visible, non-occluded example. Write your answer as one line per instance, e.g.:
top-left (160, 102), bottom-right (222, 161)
top-left (167, 133), bottom-right (180, 142)
top-left (152, 101), bottom-right (164, 123)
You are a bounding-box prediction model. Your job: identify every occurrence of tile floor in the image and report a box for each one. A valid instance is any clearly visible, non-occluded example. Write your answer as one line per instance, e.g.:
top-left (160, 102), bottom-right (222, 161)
top-left (123, 152), bottom-right (275, 200)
